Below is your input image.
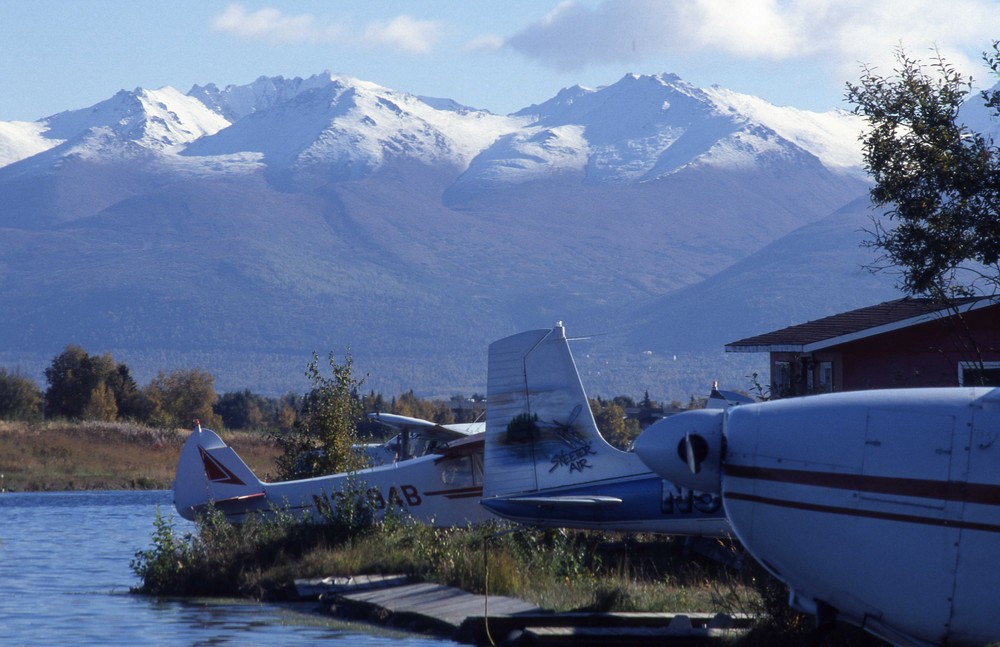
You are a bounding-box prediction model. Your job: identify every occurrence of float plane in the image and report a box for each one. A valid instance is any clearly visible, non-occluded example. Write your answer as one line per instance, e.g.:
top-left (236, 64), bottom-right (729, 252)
top-left (173, 417), bottom-right (490, 526)
top-left (634, 387), bottom-right (1000, 646)
top-left (174, 321), bottom-right (728, 536)
top-left (480, 322), bottom-right (729, 535)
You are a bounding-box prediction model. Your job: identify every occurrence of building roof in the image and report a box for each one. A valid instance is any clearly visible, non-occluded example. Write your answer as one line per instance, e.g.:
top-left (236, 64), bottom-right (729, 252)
top-left (726, 296), bottom-right (994, 353)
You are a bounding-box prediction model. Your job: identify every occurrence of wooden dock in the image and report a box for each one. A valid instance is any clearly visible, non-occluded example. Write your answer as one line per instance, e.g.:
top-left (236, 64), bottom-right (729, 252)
top-left (294, 575), bottom-right (750, 645)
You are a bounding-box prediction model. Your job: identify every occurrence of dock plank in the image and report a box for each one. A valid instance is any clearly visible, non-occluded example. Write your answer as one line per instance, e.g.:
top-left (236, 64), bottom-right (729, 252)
top-left (340, 582), bottom-right (540, 628)
top-left (313, 576), bottom-right (750, 645)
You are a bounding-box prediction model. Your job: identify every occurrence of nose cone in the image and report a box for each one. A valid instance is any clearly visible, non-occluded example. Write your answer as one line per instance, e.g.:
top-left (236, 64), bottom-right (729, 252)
top-left (634, 408), bottom-right (724, 494)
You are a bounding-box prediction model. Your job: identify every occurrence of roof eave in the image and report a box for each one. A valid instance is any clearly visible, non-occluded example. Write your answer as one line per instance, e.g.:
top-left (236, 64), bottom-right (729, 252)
top-left (724, 297), bottom-right (996, 354)
top-left (725, 344), bottom-right (804, 353)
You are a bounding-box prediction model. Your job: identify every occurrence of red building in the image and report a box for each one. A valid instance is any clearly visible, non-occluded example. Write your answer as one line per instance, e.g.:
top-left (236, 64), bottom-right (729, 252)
top-left (726, 297), bottom-right (1000, 398)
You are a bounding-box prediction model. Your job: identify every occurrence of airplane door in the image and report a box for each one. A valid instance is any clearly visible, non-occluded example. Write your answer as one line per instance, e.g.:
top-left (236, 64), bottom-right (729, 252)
top-left (946, 396), bottom-right (1000, 644)
top-left (858, 408), bottom-right (960, 639)
top-left (862, 409), bottom-right (955, 510)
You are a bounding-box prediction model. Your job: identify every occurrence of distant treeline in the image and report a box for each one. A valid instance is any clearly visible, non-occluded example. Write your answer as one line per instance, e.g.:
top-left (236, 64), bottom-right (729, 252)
top-left (0, 345), bottom-right (479, 435)
top-left (0, 345), bottom-right (675, 448)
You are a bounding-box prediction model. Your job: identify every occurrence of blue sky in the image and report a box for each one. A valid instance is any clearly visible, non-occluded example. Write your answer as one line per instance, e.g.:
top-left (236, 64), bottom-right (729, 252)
top-left (2, 0), bottom-right (1000, 122)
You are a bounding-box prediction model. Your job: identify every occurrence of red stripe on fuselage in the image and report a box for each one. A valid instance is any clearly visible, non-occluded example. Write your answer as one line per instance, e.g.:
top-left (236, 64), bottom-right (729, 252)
top-left (423, 485), bottom-right (483, 499)
top-left (725, 464), bottom-right (1000, 507)
top-left (726, 491), bottom-right (1000, 533)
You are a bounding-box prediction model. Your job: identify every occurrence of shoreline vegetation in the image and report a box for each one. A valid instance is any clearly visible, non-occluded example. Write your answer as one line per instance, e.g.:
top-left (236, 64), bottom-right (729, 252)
top-left (0, 420), bottom-right (883, 645)
top-left (0, 420), bottom-right (279, 492)
top-left (130, 499), bottom-right (881, 646)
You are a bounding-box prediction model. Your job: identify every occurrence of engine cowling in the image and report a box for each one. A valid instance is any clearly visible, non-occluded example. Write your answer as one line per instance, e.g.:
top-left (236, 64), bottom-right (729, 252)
top-left (634, 408), bottom-right (724, 494)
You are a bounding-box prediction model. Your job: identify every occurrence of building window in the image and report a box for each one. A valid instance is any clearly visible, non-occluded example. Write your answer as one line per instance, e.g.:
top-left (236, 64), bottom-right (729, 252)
top-left (774, 361), bottom-right (792, 397)
top-left (959, 362), bottom-right (1000, 386)
top-left (818, 361), bottom-right (833, 392)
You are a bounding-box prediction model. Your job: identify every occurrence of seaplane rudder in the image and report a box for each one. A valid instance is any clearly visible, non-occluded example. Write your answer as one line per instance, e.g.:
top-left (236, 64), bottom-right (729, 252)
top-left (483, 322), bottom-right (635, 500)
top-left (173, 421), bottom-right (265, 520)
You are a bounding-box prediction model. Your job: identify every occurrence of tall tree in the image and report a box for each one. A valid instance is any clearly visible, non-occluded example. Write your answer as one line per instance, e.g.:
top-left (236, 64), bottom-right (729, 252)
top-left (215, 390), bottom-right (269, 430)
top-left (846, 46), bottom-right (1000, 298)
top-left (82, 381), bottom-right (118, 422)
top-left (43, 347), bottom-right (123, 419)
top-left (144, 368), bottom-right (221, 429)
top-left (589, 398), bottom-right (641, 450)
top-left (274, 351), bottom-right (367, 480)
top-left (0, 369), bottom-right (42, 421)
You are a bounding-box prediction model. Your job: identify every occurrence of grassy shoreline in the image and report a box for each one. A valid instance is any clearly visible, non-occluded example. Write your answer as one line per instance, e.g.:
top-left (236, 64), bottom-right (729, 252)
top-left (0, 420), bottom-right (280, 491)
top-left (6, 420), bottom-right (882, 644)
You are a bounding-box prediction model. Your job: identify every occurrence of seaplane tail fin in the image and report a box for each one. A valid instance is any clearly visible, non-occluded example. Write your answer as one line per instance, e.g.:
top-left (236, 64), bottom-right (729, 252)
top-left (173, 425), bottom-right (266, 521)
top-left (484, 322), bottom-right (633, 501)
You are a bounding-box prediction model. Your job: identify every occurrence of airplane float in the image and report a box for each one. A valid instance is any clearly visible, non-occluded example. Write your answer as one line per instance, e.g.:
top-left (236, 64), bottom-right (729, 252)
top-left (633, 387), bottom-right (1000, 646)
top-left (480, 322), bottom-right (729, 536)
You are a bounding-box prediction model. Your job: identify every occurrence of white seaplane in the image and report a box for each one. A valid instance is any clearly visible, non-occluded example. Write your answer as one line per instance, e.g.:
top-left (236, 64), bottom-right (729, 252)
top-left (173, 321), bottom-right (727, 536)
top-left (480, 322), bottom-right (729, 535)
top-left (173, 414), bottom-right (488, 525)
top-left (634, 387), bottom-right (1000, 646)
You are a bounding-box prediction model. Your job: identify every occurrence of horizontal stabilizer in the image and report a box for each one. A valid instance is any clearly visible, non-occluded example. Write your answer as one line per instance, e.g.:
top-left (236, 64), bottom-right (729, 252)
top-left (499, 495), bottom-right (623, 506)
top-left (212, 492), bottom-right (267, 506)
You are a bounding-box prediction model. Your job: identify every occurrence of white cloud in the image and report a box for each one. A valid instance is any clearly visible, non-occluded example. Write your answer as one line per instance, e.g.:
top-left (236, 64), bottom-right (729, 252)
top-left (211, 4), bottom-right (341, 43)
top-left (508, 0), bottom-right (1000, 83)
top-left (508, 0), bottom-right (669, 71)
top-left (361, 15), bottom-right (443, 54)
top-left (210, 4), bottom-right (444, 54)
top-left (464, 34), bottom-right (505, 53)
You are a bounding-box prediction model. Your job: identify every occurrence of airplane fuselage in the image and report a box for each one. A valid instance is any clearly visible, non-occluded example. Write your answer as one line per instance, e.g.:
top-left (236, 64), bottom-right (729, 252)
top-left (174, 427), bottom-right (492, 527)
top-left (635, 388), bottom-right (1000, 646)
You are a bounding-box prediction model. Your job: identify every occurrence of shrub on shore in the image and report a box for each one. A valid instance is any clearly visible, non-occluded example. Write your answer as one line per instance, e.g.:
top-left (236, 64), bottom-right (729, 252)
top-left (132, 500), bottom-right (756, 612)
top-left (131, 503), bottom-right (891, 644)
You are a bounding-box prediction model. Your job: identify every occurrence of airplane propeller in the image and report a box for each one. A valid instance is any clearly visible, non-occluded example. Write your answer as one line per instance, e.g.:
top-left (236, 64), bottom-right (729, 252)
top-left (636, 408), bottom-right (724, 495)
top-left (685, 433), bottom-right (698, 474)
top-left (680, 432), bottom-right (709, 474)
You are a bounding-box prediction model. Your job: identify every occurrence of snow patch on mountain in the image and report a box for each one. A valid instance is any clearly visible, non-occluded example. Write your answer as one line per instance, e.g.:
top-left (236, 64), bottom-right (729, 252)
top-left (42, 87), bottom-right (229, 153)
top-left (456, 125), bottom-right (589, 185)
top-left (0, 121), bottom-right (58, 167)
top-left (703, 86), bottom-right (865, 176)
top-left (693, 126), bottom-right (800, 171)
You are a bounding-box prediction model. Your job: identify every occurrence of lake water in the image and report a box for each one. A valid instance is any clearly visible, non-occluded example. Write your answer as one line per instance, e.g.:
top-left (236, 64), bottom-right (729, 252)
top-left (0, 490), bottom-right (459, 646)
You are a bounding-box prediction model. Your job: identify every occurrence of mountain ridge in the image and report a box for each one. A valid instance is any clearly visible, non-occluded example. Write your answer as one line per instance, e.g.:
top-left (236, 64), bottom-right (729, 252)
top-left (0, 71), bottom-right (888, 400)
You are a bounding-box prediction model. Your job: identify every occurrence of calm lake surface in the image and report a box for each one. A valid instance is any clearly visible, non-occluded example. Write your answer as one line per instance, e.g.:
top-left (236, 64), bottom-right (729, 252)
top-left (0, 490), bottom-right (458, 646)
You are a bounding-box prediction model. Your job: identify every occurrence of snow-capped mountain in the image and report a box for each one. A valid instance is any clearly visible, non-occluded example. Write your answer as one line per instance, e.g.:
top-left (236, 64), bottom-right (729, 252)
top-left (0, 71), bottom-right (882, 399)
top-left (0, 86), bottom-right (230, 170)
top-left (183, 73), bottom-right (526, 184)
top-left (44, 86), bottom-right (230, 151)
top-left (0, 121), bottom-right (53, 167)
top-left (450, 73), bottom-right (864, 192)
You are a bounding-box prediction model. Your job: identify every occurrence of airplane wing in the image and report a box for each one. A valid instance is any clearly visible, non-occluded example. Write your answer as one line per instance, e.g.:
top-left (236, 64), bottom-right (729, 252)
top-left (367, 412), bottom-right (482, 442)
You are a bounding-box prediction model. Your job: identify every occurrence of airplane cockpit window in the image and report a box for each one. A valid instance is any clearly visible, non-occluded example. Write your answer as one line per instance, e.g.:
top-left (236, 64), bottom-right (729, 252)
top-left (470, 452), bottom-right (484, 485)
top-left (439, 456), bottom-right (478, 487)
